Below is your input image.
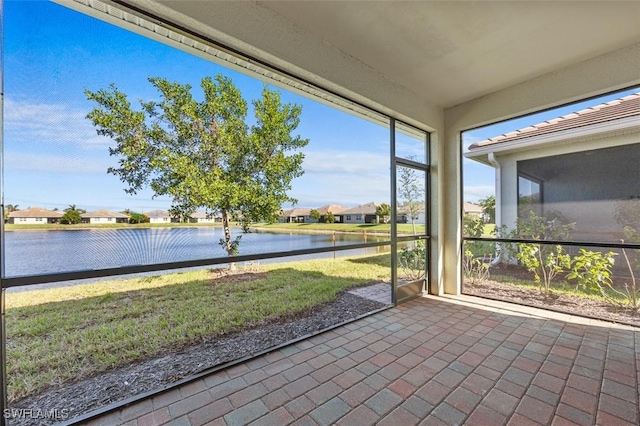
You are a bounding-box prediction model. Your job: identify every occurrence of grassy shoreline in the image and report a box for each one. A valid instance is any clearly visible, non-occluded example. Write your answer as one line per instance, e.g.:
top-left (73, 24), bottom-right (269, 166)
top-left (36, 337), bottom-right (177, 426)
top-left (4, 221), bottom-right (424, 235)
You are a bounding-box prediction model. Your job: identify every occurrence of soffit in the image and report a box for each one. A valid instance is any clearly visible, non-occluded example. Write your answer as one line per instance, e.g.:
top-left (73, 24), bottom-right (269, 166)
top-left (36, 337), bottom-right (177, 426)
top-left (151, 0), bottom-right (640, 109)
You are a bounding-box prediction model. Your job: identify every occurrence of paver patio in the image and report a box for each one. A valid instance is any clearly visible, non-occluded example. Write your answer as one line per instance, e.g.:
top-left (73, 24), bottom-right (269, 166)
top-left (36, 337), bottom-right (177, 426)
top-left (80, 294), bottom-right (639, 426)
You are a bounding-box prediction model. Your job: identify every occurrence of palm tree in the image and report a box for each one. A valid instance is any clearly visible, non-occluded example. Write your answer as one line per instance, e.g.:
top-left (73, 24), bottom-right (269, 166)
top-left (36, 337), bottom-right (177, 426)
top-left (4, 204), bottom-right (18, 222)
top-left (65, 204), bottom-right (86, 214)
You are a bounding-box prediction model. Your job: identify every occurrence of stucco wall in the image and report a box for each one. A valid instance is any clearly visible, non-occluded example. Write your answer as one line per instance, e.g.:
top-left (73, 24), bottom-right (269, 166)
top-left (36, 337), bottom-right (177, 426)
top-left (444, 44), bottom-right (640, 295)
top-left (12, 218), bottom-right (48, 224)
top-left (90, 217), bottom-right (116, 224)
top-left (497, 133), bottom-right (639, 241)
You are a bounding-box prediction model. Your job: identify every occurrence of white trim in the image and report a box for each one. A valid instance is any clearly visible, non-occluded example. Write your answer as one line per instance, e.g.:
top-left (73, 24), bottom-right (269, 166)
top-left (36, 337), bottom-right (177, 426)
top-left (465, 116), bottom-right (640, 161)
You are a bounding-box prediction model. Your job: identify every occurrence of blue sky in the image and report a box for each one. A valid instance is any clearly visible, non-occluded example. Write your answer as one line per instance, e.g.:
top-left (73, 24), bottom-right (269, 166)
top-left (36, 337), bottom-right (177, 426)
top-left (4, 0), bottom-right (398, 213)
top-left (4, 1), bottom-right (638, 212)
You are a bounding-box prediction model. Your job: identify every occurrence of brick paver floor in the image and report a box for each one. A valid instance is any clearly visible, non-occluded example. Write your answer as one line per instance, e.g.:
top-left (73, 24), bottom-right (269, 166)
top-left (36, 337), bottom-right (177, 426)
top-left (81, 295), bottom-right (639, 426)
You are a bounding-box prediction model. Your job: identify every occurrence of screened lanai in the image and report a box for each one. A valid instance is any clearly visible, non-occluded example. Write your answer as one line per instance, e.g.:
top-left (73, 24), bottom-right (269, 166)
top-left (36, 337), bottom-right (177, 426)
top-left (1, 1), bottom-right (640, 425)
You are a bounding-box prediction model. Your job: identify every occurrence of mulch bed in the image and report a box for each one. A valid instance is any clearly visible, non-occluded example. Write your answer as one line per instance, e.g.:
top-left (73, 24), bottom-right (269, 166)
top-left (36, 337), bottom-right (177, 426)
top-left (8, 288), bottom-right (388, 425)
top-left (464, 264), bottom-right (640, 327)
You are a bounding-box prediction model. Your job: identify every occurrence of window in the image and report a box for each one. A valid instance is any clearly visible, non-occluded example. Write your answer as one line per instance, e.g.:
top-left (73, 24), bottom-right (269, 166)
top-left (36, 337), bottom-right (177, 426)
top-left (518, 172), bottom-right (542, 218)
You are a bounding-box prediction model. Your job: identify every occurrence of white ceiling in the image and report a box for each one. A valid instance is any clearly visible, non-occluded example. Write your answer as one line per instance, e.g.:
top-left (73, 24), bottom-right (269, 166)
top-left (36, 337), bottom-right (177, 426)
top-left (151, 0), bottom-right (640, 110)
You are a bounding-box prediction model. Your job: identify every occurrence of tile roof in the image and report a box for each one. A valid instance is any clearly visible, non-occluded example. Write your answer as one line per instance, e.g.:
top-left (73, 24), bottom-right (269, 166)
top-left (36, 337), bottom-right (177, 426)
top-left (315, 204), bottom-right (347, 215)
top-left (81, 209), bottom-right (129, 219)
top-left (9, 207), bottom-right (63, 218)
top-left (464, 202), bottom-right (483, 214)
top-left (145, 209), bottom-right (171, 218)
top-left (340, 202), bottom-right (378, 215)
top-left (280, 208), bottom-right (312, 217)
top-left (469, 92), bottom-right (640, 150)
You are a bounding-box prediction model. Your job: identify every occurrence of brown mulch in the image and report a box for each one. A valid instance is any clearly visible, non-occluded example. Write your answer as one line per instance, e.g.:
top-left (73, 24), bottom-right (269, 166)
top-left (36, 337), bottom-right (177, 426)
top-left (8, 288), bottom-right (389, 426)
top-left (464, 264), bottom-right (640, 328)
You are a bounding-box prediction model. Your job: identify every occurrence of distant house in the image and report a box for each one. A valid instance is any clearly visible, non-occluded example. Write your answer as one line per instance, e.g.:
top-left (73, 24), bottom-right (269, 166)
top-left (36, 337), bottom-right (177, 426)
top-left (315, 204), bottom-right (346, 222)
top-left (279, 208), bottom-right (314, 223)
top-left (81, 210), bottom-right (130, 224)
top-left (191, 211), bottom-right (221, 223)
top-left (338, 202), bottom-right (379, 224)
top-left (8, 207), bottom-right (63, 224)
top-left (145, 209), bottom-right (175, 224)
top-left (465, 92), bottom-right (640, 242)
top-left (463, 202), bottom-right (484, 220)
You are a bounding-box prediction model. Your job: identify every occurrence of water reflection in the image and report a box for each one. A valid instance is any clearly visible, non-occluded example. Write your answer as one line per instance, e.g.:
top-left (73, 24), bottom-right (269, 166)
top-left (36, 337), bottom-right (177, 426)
top-left (4, 227), bottom-right (390, 277)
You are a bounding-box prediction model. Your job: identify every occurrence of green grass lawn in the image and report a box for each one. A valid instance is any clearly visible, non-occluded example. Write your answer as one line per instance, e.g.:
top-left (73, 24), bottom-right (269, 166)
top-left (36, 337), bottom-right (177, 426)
top-left (254, 222), bottom-right (425, 235)
top-left (5, 255), bottom-right (390, 401)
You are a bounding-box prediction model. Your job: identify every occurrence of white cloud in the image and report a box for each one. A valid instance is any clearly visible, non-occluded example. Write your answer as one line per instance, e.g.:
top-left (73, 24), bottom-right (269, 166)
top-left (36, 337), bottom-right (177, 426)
top-left (279, 150), bottom-right (391, 207)
top-left (464, 185), bottom-right (494, 203)
top-left (302, 150), bottom-right (389, 176)
top-left (291, 150), bottom-right (391, 206)
top-left (4, 98), bottom-right (112, 148)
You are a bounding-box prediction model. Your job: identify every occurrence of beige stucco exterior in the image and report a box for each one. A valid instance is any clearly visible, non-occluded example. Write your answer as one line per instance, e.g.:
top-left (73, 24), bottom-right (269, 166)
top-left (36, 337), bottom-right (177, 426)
top-left (494, 130), bottom-right (638, 238)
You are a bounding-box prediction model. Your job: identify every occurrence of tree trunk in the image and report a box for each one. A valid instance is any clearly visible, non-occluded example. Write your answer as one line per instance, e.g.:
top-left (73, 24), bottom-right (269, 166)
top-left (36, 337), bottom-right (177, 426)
top-left (221, 208), bottom-right (236, 271)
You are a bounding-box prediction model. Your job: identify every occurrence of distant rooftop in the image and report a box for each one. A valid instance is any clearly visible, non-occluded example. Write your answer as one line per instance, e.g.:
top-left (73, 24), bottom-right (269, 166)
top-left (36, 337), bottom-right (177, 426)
top-left (82, 209), bottom-right (129, 219)
top-left (9, 207), bottom-right (63, 218)
top-left (469, 92), bottom-right (640, 150)
top-left (145, 209), bottom-right (171, 218)
top-left (340, 202), bottom-right (378, 215)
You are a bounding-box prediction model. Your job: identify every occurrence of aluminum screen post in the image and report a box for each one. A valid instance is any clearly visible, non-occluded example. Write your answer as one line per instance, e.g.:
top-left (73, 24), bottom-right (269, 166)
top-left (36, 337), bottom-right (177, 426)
top-left (390, 119), bottom-right (398, 306)
top-left (0, 0), bottom-right (8, 418)
top-left (0, 287), bottom-right (6, 426)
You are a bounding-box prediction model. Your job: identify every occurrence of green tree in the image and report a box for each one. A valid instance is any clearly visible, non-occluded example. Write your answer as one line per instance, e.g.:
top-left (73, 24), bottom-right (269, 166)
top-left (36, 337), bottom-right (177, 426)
top-left (478, 195), bottom-right (495, 223)
top-left (60, 204), bottom-right (85, 224)
top-left (375, 203), bottom-right (391, 224)
top-left (309, 209), bottom-right (321, 222)
top-left (398, 160), bottom-right (424, 235)
top-left (126, 211), bottom-right (150, 224)
top-left (4, 204), bottom-right (19, 221)
top-left (86, 75), bottom-right (309, 267)
top-left (326, 212), bottom-right (335, 223)
top-left (65, 204), bottom-right (86, 214)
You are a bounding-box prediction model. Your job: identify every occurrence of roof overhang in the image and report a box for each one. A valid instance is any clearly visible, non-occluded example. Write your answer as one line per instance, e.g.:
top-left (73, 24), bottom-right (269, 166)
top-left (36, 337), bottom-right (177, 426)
top-left (464, 116), bottom-right (640, 166)
top-left (66, 0), bottom-right (640, 131)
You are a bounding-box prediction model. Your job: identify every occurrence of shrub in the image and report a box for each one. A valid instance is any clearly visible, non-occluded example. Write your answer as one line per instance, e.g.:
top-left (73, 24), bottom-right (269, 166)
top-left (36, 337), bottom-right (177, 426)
top-left (463, 248), bottom-right (490, 284)
top-left (463, 216), bottom-right (492, 283)
top-left (496, 211), bottom-right (574, 295)
top-left (398, 240), bottom-right (426, 282)
top-left (567, 249), bottom-right (617, 293)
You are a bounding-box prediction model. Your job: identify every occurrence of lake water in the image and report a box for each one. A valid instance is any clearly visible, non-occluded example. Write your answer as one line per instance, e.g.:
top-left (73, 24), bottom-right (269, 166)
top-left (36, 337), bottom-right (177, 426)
top-left (4, 227), bottom-right (389, 278)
